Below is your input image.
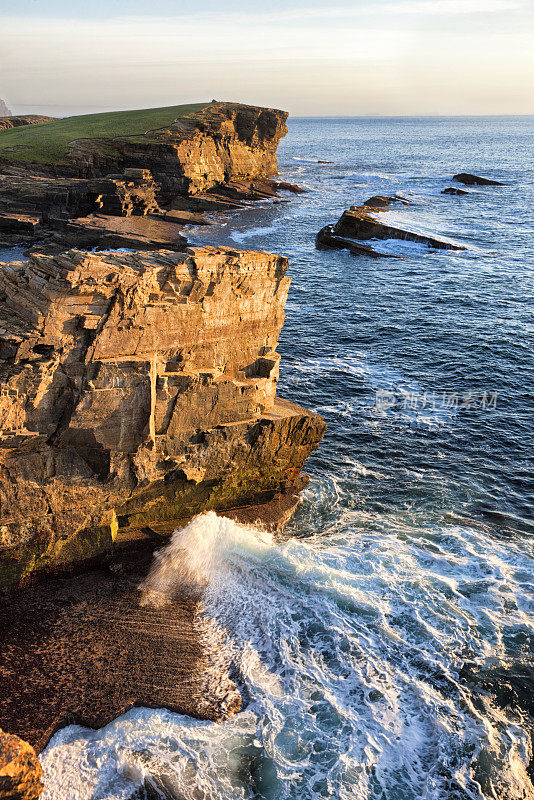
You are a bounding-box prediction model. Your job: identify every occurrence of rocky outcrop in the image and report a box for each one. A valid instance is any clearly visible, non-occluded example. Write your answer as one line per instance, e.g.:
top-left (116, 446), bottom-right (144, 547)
top-left (0, 169), bottom-right (159, 225)
top-left (0, 101), bottom-right (11, 119)
top-left (0, 117), bottom-right (55, 132)
top-left (0, 728), bottom-right (43, 800)
top-left (453, 173), bottom-right (506, 187)
top-left (0, 103), bottom-right (293, 252)
top-left (316, 225), bottom-right (401, 258)
top-left (62, 213), bottom-right (188, 251)
top-left (0, 103), bottom-right (288, 194)
top-left (363, 195), bottom-right (410, 208)
top-left (317, 202), bottom-right (466, 257)
top-left (0, 246), bottom-right (325, 589)
top-left (442, 187), bottom-right (469, 195)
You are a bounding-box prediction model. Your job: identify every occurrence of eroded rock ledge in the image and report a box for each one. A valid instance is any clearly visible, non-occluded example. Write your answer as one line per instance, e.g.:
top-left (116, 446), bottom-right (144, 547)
top-left (0, 245), bottom-right (325, 590)
top-left (317, 197), bottom-right (467, 257)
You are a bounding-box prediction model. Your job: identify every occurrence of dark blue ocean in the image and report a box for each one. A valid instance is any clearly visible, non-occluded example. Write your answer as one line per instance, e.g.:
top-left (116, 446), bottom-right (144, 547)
top-left (34, 117), bottom-right (534, 799)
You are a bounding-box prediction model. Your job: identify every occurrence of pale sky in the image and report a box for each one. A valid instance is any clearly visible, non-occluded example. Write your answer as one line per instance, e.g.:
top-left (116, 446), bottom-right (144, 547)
top-left (1, 0), bottom-right (533, 116)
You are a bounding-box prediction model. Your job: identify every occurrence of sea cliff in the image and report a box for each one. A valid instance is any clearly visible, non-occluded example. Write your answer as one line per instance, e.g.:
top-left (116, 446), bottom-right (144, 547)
top-left (0, 102), bottom-right (324, 790)
top-left (0, 245), bottom-right (325, 589)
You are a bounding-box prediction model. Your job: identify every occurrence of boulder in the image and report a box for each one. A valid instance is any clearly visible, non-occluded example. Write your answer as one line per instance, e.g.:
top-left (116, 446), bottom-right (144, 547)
top-left (442, 187), bottom-right (469, 195)
top-left (453, 173), bottom-right (506, 186)
top-left (0, 729), bottom-right (43, 800)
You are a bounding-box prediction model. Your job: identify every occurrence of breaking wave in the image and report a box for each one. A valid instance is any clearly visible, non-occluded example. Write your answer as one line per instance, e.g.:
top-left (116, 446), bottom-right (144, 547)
top-left (41, 510), bottom-right (534, 800)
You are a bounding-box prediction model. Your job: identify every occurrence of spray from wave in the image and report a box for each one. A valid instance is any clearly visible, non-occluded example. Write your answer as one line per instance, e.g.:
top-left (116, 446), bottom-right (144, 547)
top-left (40, 510), bottom-right (534, 800)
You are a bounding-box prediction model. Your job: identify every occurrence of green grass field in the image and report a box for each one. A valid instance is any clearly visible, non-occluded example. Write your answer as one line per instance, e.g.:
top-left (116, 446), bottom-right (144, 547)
top-left (0, 102), bottom-right (211, 165)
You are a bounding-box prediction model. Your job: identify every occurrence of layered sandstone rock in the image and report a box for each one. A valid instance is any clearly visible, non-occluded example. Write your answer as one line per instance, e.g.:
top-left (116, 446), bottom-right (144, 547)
top-left (0, 103), bottom-right (288, 194)
top-left (0, 246), bottom-right (325, 589)
top-left (0, 729), bottom-right (43, 800)
top-left (317, 200), bottom-right (466, 257)
top-left (65, 103), bottom-right (288, 192)
top-left (0, 562), bottom-right (242, 754)
top-left (0, 103), bottom-right (291, 251)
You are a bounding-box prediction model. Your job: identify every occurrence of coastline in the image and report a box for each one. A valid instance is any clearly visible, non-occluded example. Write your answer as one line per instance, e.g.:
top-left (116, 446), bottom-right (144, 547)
top-left (0, 101), bottom-right (325, 786)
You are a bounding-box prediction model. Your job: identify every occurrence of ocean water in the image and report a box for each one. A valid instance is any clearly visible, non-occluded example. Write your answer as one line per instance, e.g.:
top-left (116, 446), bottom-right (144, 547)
top-left (37, 117), bottom-right (534, 799)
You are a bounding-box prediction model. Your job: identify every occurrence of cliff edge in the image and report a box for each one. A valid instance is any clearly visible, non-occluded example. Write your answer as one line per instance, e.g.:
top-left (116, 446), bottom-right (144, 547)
top-left (0, 246), bottom-right (325, 589)
top-left (0, 101), bottom-right (288, 193)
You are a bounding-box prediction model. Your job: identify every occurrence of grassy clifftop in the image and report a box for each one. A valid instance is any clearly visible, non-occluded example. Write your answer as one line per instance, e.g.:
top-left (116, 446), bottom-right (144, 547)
top-left (0, 102), bottom-right (211, 165)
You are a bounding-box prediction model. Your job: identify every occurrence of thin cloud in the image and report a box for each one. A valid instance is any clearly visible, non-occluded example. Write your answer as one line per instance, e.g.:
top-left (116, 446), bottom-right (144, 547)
top-left (118, 0), bottom-right (527, 24)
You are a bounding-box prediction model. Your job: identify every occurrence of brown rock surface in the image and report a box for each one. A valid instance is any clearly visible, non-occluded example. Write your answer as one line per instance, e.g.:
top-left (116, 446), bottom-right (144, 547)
top-left (0, 559), bottom-right (242, 754)
top-left (0, 246), bottom-right (325, 589)
top-left (63, 213), bottom-right (188, 250)
top-left (0, 117), bottom-right (55, 132)
top-left (0, 728), bottom-right (43, 800)
top-left (317, 203), bottom-right (466, 256)
top-left (316, 225), bottom-right (402, 258)
top-left (362, 195), bottom-right (410, 208)
top-left (0, 103), bottom-right (288, 193)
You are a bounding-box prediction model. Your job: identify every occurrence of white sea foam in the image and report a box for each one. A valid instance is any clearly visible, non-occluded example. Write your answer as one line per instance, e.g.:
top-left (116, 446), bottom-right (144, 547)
top-left (231, 225), bottom-right (280, 243)
top-left (283, 353), bottom-right (459, 429)
top-left (369, 238), bottom-right (434, 256)
top-left (40, 511), bottom-right (534, 800)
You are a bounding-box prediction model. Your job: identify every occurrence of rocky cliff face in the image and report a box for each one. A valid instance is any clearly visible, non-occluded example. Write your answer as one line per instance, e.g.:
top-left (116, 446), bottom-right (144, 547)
top-left (0, 100), bottom-right (11, 118)
top-left (66, 103), bottom-right (288, 193)
top-left (0, 103), bottom-right (288, 198)
top-left (0, 246), bottom-right (325, 589)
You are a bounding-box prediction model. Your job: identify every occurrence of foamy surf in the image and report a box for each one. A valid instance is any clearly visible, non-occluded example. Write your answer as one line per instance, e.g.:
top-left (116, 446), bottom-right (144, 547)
top-left (40, 510), bottom-right (534, 800)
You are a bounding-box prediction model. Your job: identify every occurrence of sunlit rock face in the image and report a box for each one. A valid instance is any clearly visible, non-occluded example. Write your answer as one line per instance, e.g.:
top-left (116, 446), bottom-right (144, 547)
top-left (0, 728), bottom-right (43, 800)
top-left (0, 246), bottom-right (325, 588)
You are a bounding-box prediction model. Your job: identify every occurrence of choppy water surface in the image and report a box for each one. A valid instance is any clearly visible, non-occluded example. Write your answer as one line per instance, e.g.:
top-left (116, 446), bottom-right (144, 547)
top-left (41, 117), bottom-right (534, 799)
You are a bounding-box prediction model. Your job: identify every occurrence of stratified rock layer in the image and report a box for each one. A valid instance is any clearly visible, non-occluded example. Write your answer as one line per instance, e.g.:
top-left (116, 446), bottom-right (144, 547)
top-left (0, 728), bottom-right (43, 800)
top-left (0, 246), bottom-right (325, 588)
top-left (317, 199), bottom-right (466, 256)
top-left (0, 560), bottom-right (242, 754)
top-left (0, 103), bottom-right (288, 194)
